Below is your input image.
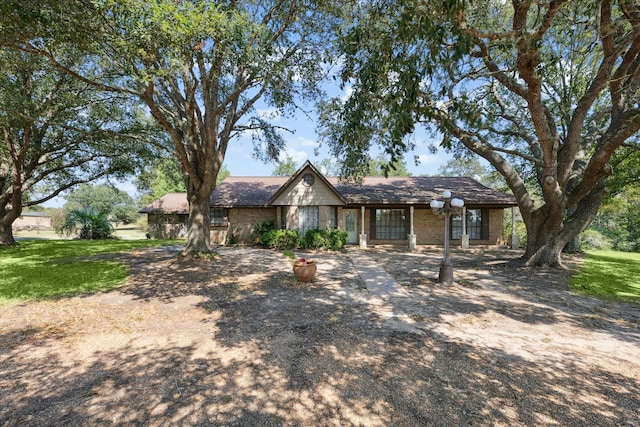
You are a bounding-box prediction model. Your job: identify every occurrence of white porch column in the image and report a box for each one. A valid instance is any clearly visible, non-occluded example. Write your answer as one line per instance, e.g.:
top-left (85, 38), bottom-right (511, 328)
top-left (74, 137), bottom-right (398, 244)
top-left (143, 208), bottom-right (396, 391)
top-left (359, 205), bottom-right (367, 248)
top-left (511, 207), bottom-right (519, 249)
top-left (408, 205), bottom-right (417, 250)
top-left (460, 206), bottom-right (469, 249)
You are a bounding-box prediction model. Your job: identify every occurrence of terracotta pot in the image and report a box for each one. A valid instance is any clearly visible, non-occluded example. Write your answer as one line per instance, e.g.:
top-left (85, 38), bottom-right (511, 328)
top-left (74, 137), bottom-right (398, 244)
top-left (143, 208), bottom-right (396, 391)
top-left (293, 261), bottom-right (317, 282)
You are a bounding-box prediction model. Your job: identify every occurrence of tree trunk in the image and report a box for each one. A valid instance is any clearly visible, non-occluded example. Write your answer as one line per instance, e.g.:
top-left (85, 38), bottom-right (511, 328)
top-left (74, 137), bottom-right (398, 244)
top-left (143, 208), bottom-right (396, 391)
top-left (523, 229), bottom-right (567, 268)
top-left (0, 221), bottom-right (16, 246)
top-left (182, 188), bottom-right (212, 256)
top-left (562, 205), bottom-right (584, 254)
top-left (521, 207), bottom-right (566, 267)
top-left (522, 185), bottom-right (604, 267)
top-left (0, 196), bottom-right (21, 246)
top-left (563, 235), bottom-right (581, 254)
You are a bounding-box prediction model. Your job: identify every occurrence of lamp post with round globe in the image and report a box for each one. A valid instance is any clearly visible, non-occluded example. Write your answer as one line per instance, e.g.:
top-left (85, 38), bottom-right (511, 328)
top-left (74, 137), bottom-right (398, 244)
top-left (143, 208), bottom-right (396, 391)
top-left (430, 190), bottom-right (464, 285)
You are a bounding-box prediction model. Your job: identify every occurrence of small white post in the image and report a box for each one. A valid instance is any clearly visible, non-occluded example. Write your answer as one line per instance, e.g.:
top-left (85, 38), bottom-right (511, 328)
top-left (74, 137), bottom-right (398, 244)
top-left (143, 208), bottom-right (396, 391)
top-left (461, 206), bottom-right (469, 249)
top-left (359, 205), bottom-right (367, 248)
top-left (408, 205), bottom-right (417, 250)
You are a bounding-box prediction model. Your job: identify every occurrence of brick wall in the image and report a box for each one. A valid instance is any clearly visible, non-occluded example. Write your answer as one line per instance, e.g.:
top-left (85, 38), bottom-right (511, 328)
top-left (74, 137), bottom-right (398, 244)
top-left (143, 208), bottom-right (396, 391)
top-left (149, 205), bottom-right (506, 247)
top-left (147, 213), bottom-right (188, 239)
top-left (211, 207), bottom-right (277, 244)
top-left (363, 207), bottom-right (505, 246)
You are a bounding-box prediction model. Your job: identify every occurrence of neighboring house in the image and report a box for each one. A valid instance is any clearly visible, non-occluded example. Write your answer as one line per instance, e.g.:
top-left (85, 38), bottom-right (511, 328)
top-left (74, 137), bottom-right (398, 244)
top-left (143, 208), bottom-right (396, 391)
top-left (13, 211), bottom-right (52, 230)
top-left (140, 161), bottom-right (518, 248)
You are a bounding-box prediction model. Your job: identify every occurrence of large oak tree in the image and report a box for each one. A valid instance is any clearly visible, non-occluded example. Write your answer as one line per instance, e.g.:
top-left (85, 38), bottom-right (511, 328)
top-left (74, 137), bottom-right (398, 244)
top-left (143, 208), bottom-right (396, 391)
top-left (0, 49), bottom-right (154, 245)
top-left (321, 0), bottom-right (640, 266)
top-left (2, 0), bottom-right (339, 255)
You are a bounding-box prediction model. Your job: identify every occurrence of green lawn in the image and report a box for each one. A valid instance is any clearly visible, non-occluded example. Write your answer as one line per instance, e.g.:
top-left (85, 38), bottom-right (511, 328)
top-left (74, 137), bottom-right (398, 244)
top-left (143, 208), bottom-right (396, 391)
top-left (0, 239), bottom-right (179, 302)
top-left (571, 250), bottom-right (640, 303)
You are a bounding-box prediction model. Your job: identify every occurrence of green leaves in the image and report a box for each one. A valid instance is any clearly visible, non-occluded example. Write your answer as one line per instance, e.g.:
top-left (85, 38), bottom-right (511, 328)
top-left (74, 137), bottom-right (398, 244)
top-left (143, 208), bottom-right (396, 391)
top-left (59, 207), bottom-right (114, 240)
top-left (0, 46), bottom-right (156, 211)
top-left (321, 0), bottom-right (640, 264)
top-left (320, 1), bottom-right (474, 178)
top-left (64, 183), bottom-right (139, 223)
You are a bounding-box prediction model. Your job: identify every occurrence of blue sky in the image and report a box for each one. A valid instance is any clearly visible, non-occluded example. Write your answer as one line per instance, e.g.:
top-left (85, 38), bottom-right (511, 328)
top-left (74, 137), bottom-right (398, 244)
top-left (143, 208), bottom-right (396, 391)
top-left (43, 109), bottom-right (451, 208)
top-left (43, 84), bottom-right (453, 208)
top-left (224, 100), bottom-right (452, 177)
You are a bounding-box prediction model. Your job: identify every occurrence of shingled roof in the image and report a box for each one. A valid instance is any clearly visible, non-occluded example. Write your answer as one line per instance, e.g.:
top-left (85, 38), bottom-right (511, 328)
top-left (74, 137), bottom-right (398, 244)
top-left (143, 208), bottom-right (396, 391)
top-left (139, 192), bottom-right (190, 214)
top-left (140, 166), bottom-right (517, 213)
top-left (210, 177), bottom-right (288, 207)
top-left (332, 176), bottom-right (517, 207)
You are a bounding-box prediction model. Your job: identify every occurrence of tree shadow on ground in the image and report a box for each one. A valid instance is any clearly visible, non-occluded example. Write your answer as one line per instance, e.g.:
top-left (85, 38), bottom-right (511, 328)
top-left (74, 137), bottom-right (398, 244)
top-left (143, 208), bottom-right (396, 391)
top-left (1, 246), bottom-right (638, 426)
top-left (1, 310), bottom-right (638, 425)
top-left (375, 248), bottom-right (640, 345)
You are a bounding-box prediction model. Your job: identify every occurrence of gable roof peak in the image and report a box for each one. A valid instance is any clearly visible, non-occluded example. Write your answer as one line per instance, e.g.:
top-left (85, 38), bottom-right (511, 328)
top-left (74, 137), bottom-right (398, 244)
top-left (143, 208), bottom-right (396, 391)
top-left (267, 160), bottom-right (346, 205)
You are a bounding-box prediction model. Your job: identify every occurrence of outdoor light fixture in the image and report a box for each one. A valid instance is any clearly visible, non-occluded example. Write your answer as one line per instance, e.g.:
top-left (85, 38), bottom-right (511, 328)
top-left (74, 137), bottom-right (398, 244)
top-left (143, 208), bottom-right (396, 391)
top-left (431, 190), bottom-right (464, 285)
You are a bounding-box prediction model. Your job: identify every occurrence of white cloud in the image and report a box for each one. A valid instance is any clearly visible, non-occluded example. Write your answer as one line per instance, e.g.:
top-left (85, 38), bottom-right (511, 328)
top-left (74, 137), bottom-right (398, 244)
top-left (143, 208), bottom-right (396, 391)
top-left (416, 154), bottom-right (441, 165)
top-left (280, 148), bottom-right (308, 165)
top-left (341, 85), bottom-right (354, 103)
top-left (257, 107), bottom-right (283, 122)
top-left (293, 136), bottom-right (316, 147)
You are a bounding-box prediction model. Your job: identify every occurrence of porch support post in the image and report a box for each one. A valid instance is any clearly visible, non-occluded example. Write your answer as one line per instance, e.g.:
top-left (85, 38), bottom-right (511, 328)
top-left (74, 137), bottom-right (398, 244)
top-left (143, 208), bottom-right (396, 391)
top-left (461, 206), bottom-right (469, 249)
top-left (359, 206), bottom-right (367, 248)
top-left (408, 205), bottom-right (417, 250)
top-left (511, 207), bottom-right (519, 249)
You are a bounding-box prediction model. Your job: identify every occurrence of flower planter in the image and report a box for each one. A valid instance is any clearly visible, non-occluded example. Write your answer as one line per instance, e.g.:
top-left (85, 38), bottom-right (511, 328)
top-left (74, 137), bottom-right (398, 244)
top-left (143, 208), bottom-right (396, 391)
top-left (293, 259), bottom-right (316, 282)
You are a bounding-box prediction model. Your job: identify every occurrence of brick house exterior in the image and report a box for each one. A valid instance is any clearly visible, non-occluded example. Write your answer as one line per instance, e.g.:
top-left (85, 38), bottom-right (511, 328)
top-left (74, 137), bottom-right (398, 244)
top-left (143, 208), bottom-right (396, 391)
top-left (140, 161), bottom-right (518, 248)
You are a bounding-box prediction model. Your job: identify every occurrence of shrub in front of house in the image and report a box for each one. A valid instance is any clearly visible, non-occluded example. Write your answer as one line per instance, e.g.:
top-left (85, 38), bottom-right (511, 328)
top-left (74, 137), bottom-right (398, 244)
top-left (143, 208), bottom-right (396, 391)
top-left (302, 229), bottom-right (328, 249)
top-left (329, 229), bottom-right (348, 250)
top-left (253, 219), bottom-right (275, 238)
top-left (258, 223), bottom-right (347, 251)
top-left (261, 229), bottom-right (301, 250)
top-left (226, 224), bottom-right (238, 245)
top-left (253, 218), bottom-right (276, 245)
top-left (302, 229), bottom-right (348, 251)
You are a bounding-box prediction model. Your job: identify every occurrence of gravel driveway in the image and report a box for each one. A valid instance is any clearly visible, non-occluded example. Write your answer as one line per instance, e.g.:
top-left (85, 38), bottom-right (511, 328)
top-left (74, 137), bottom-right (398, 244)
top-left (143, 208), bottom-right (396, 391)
top-left (1, 246), bottom-right (638, 426)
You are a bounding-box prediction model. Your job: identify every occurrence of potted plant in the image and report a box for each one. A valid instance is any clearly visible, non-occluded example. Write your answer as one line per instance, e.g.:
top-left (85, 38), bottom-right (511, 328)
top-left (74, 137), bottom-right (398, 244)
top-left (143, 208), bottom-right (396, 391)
top-left (293, 258), bottom-right (317, 282)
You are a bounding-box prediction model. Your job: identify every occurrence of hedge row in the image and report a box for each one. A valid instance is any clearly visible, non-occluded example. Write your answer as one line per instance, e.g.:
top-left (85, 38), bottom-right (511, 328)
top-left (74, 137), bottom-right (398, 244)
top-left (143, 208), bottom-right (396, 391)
top-left (255, 220), bottom-right (347, 251)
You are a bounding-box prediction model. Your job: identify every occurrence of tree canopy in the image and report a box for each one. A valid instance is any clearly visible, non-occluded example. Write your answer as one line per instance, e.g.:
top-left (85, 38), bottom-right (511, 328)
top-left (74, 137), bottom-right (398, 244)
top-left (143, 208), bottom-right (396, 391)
top-left (0, 48), bottom-right (155, 245)
top-left (435, 157), bottom-right (507, 190)
top-left (272, 155), bottom-right (299, 177)
top-left (1, 0), bottom-right (341, 255)
top-left (321, 0), bottom-right (640, 266)
top-left (64, 184), bottom-right (139, 224)
top-left (368, 153), bottom-right (411, 177)
top-left (137, 156), bottom-right (230, 206)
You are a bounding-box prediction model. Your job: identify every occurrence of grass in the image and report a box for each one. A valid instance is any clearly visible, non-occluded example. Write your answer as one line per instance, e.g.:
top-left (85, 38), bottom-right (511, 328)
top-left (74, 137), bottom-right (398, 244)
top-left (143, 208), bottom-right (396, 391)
top-left (571, 250), bottom-right (640, 303)
top-left (0, 239), bottom-right (179, 302)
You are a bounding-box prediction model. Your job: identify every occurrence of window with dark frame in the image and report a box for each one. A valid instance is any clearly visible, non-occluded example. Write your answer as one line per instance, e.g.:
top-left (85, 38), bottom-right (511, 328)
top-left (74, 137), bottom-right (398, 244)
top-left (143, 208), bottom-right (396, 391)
top-left (451, 209), bottom-right (486, 240)
top-left (373, 208), bottom-right (406, 240)
top-left (329, 206), bottom-right (338, 229)
top-left (210, 208), bottom-right (228, 226)
top-left (280, 206), bottom-right (287, 229)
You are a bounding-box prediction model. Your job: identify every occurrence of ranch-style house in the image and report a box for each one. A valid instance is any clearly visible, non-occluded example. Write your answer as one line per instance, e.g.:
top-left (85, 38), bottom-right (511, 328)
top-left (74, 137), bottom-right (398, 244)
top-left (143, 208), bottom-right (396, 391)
top-left (140, 161), bottom-right (518, 249)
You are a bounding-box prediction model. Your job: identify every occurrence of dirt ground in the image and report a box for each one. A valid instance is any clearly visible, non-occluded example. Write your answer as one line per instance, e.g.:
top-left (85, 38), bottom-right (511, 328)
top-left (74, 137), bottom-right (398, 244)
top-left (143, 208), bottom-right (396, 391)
top-left (1, 245), bottom-right (639, 426)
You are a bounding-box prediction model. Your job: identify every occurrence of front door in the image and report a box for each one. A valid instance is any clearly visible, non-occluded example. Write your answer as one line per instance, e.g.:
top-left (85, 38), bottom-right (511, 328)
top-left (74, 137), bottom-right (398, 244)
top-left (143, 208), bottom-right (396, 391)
top-left (343, 209), bottom-right (358, 244)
